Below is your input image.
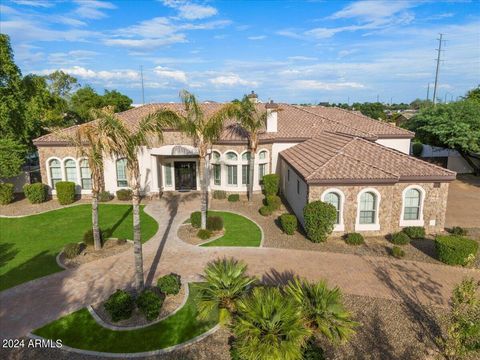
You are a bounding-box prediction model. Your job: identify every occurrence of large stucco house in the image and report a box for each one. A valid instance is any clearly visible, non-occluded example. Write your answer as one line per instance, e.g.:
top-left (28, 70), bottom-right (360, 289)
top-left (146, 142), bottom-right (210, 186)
top-left (33, 98), bottom-right (456, 236)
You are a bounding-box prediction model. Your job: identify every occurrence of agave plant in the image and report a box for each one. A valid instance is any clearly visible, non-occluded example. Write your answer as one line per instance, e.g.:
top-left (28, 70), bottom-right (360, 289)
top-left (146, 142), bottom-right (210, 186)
top-left (285, 278), bottom-right (359, 344)
top-left (233, 286), bottom-right (312, 360)
top-left (196, 258), bottom-right (256, 323)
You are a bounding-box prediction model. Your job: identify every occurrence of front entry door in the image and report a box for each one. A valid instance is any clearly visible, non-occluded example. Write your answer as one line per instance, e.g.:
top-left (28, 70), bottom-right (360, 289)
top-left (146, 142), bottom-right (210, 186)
top-left (174, 161), bottom-right (197, 191)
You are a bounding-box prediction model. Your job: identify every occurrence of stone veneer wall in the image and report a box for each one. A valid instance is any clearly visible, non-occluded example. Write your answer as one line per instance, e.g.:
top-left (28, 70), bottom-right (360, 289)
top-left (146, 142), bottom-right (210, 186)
top-left (37, 146), bottom-right (82, 189)
top-left (308, 182), bottom-right (450, 236)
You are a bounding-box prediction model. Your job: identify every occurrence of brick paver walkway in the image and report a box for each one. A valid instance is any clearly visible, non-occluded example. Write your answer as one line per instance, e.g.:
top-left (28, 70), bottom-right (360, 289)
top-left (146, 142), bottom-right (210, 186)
top-left (1, 193), bottom-right (479, 339)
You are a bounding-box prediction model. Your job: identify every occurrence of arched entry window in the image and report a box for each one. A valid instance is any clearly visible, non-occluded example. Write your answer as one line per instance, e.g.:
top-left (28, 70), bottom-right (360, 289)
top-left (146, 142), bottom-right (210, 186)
top-left (258, 150), bottom-right (268, 184)
top-left (359, 191), bottom-right (377, 224)
top-left (49, 159), bottom-right (62, 188)
top-left (241, 151), bottom-right (251, 185)
top-left (64, 159), bottom-right (77, 183)
top-left (324, 192), bottom-right (341, 224)
top-left (225, 151), bottom-right (238, 186)
top-left (79, 159), bottom-right (92, 190)
top-left (211, 151), bottom-right (221, 186)
top-left (116, 158), bottom-right (128, 187)
top-left (403, 188), bottom-right (421, 220)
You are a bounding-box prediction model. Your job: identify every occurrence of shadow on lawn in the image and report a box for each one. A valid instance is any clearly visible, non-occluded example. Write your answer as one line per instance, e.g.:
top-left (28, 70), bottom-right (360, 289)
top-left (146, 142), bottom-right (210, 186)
top-left (102, 206), bottom-right (133, 238)
top-left (0, 243), bottom-right (19, 269)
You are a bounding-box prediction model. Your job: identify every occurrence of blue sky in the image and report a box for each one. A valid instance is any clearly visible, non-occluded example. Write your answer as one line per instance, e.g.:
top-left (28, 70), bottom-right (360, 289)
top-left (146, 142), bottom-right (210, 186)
top-left (1, 0), bottom-right (479, 104)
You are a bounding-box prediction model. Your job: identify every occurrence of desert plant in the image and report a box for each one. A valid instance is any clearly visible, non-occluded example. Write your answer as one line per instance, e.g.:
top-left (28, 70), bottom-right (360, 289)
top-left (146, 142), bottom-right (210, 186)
top-left (196, 258), bottom-right (256, 323)
top-left (285, 278), bottom-right (359, 344)
top-left (391, 246), bottom-right (405, 259)
top-left (116, 188), bottom-right (132, 201)
top-left (213, 190), bottom-right (227, 200)
top-left (280, 213), bottom-right (297, 235)
top-left (302, 337), bottom-right (326, 360)
top-left (136, 289), bottom-right (164, 321)
top-left (55, 181), bottom-right (75, 205)
top-left (265, 194), bottom-right (281, 210)
top-left (191, 211), bottom-right (201, 228)
top-left (63, 243), bottom-right (82, 259)
top-left (262, 174), bottom-right (279, 196)
top-left (391, 231), bottom-right (411, 245)
top-left (412, 142), bottom-right (423, 157)
top-left (234, 286), bottom-right (311, 360)
top-left (0, 183), bottom-right (14, 205)
top-left (435, 235), bottom-right (478, 266)
top-left (83, 228), bottom-right (103, 246)
top-left (23, 183), bottom-right (47, 204)
top-left (402, 226), bottom-right (425, 239)
top-left (207, 216), bottom-right (224, 231)
top-left (259, 205), bottom-right (273, 216)
top-left (197, 229), bottom-right (212, 240)
top-left (104, 289), bottom-right (134, 322)
top-left (303, 201), bottom-right (337, 243)
top-left (344, 233), bottom-right (364, 245)
top-left (157, 273), bottom-right (181, 295)
top-left (228, 194), bottom-right (240, 202)
top-left (450, 226), bottom-right (468, 236)
top-left (98, 191), bottom-right (113, 202)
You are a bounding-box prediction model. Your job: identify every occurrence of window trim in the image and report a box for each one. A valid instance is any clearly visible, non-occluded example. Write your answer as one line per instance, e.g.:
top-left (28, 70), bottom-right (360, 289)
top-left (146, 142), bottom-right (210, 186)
top-left (63, 157), bottom-right (78, 184)
top-left (399, 185), bottom-right (425, 227)
top-left (116, 158), bottom-right (129, 188)
top-left (47, 157), bottom-right (63, 190)
top-left (355, 188), bottom-right (381, 231)
top-left (320, 188), bottom-right (345, 231)
top-left (79, 157), bottom-right (92, 190)
top-left (227, 164), bottom-right (238, 186)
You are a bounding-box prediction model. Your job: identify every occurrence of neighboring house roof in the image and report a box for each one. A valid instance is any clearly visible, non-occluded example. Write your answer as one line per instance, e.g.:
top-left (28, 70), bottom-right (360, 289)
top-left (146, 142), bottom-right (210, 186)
top-left (33, 103), bottom-right (413, 145)
top-left (279, 132), bottom-right (456, 184)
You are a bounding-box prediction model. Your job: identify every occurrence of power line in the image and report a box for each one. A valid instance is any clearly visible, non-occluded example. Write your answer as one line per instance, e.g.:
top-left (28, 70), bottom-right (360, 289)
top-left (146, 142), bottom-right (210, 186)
top-left (432, 33), bottom-right (445, 105)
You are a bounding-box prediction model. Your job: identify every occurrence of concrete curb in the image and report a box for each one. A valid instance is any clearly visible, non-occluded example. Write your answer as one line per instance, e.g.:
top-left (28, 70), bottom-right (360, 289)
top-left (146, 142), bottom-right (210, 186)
top-left (27, 324), bottom-right (221, 358)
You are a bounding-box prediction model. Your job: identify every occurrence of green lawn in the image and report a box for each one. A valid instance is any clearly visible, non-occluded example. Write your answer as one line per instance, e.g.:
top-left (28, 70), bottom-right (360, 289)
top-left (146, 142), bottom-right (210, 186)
top-left (33, 283), bottom-right (218, 353)
top-left (0, 204), bottom-right (158, 291)
top-left (200, 211), bottom-right (262, 247)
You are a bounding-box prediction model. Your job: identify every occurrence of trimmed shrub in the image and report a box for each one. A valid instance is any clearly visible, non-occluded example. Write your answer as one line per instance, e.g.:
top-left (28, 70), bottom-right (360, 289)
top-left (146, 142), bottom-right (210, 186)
top-left (266, 195), bottom-right (281, 211)
top-left (435, 235), bottom-right (478, 266)
top-left (345, 233), bottom-right (364, 245)
top-left (98, 191), bottom-right (113, 202)
top-left (412, 142), bottom-right (423, 157)
top-left (391, 232), bottom-right (411, 245)
top-left (23, 183), bottom-right (47, 204)
top-left (259, 205), bottom-right (273, 216)
top-left (280, 213), bottom-right (297, 235)
top-left (0, 183), bottom-right (14, 205)
top-left (63, 243), bottom-right (82, 259)
top-left (55, 181), bottom-right (75, 205)
top-left (190, 211), bottom-right (201, 228)
top-left (207, 216), bottom-right (224, 231)
top-left (83, 228), bottom-right (103, 246)
top-left (228, 194), bottom-right (240, 202)
top-left (302, 338), bottom-right (325, 360)
top-left (402, 226), bottom-right (425, 239)
top-left (262, 174), bottom-right (280, 196)
top-left (136, 289), bottom-right (164, 321)
top-left (116, 189), bottom-right (132, 201)
top-left (197, 229), bottom-right (212, 240)
top-left (104, 289), bottom-right (134, 322)
top-left (391, 246), bottom-right (405, 259)
top-left (157, 273), bottom-right (181, 295)
top-left (303, 201), bottom-right (337, 243)
top-left (450, 226), bottom-right (468, 236)
top-left (213, 190), bottom-right (227, 200)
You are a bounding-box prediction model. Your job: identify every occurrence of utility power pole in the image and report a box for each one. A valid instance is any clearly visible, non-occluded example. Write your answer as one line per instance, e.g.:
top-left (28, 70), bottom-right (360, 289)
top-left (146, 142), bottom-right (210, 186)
top-left (140, 65), bottom-right (145, 105)
top-left (432, 34), bottom-right (445, 105)
top-left (426, 83), bottom-right (430, 101)
top-left (376, 94), bottom-right (379, 103)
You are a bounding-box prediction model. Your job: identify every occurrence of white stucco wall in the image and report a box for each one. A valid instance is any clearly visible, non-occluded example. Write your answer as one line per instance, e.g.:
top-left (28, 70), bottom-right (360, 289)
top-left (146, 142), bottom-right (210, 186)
top-left (272, 143), bottom-right (298, 173)
top-left (281, 159), bottom-right (308, 226)
top-left (375, 138), bottom-right (411, 154)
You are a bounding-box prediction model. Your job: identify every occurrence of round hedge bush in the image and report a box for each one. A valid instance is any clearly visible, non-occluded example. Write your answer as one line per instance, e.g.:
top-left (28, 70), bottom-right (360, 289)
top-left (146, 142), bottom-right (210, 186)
top-left (116, 189), bottom-right (132, 201)
top-left (0, 183), bottom-right (14, 205)
top-left (98, 191), bottom-right (113, 202)
top-left (435, 235), bottom-right (478, 266)
top-left (345, 233), bottom-right (364, 245)
top-left (136, 289), bottom-right (164, 321)
top-left (207, 216), bottom-right (224, 231)
top-left (197, 229), bottom-right (212, 240)
top-left (265, 195), bottom-right (281, 211)
top-left (280, 213), bottom-right (297, 235)
top-left (412, 142), bottom-right (423, 157)
top-left (213, 190), bottom-right (227, 200)
top-left (190, 211), bottom-right (201, 228)
top-left (390, 232), bottom-right (411, 245)
top-left (157, 273), bottom-right (181, 295)
top-left (23, 182), bottom-right (48, 204)
top-left (259, 205), bottom-right (273, 216)
top-left (303, 201), bottom-right (337, 243)
top-left (228, 194), bottom-right (240, 202)
top-left (402, 226), bottom-right (425, 239)
top-left (104, 289), bottom-right (134, 322)
top-left (450, 226), bottom-right (468, 236)
top-left (391, 246), bottom-right (405, 259)
top-left (63, 243), bottom-right (82, 259)
top-left (55, 181), bottom-right (76, 205)
top-left (262, 174), bottom-right (280, 196)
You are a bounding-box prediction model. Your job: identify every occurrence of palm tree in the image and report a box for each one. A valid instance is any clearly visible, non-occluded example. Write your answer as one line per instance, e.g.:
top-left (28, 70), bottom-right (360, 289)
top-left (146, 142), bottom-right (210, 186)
top-left (70, 107), bottom-right (125, 250)
top-left (233, 286), bottom-right (312, 360)
top-left (196, 257), bottom-right (256, 324)
top-left (285, 278), bottom-right (359, 344)
top-left (150, 90), bottom-right (235, 229)
top-left (233, 95), bottom-right (267, 201)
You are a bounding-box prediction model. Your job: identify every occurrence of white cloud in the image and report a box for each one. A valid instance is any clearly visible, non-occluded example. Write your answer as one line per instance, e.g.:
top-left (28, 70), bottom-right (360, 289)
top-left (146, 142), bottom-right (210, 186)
top-left (105, 36), bottom-right (186, 48)
top-left (11, 0), bottom-right (54, 7)
top-left (329, 0), bottom-right (415, 22)
top-left (293, 80), bottom-right (365, 90)
top-left (48, 50), bottom-right (98, 65)
top-left (210, 73), bottom-right (258, 87)
top-left (177, 4), bottom-right (217, 20)
top-left (154, 66), bottom-right (188, 82)
top-left (288, 56), bottom-right (318, 61)
top-left (248, 35), bottom-right (266, 40)
top-left (337, 49), bottom-right (357, 58)
top-left (37, 66), bottom-right (140, 82)
top-left (74, 0), bottom-right (116, 19)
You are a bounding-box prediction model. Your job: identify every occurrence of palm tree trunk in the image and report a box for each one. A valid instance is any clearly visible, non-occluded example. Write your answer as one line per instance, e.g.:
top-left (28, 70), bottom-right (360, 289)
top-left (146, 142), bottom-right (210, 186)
top-left (200, 155), bottom-right (209, 229)
top-left (132, 177), bottom-right (144, 291)
top-left (248, 151), bottom-right (255, 201)
top-left (92, 190), bottom-right (101, 250)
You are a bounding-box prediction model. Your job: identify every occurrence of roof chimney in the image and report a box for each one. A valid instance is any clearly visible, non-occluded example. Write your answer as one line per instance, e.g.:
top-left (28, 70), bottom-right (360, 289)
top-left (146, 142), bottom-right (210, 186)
top-left (266, 100), bottom-right (278, 133)
top-left (247, 90), bottom-right (258, 103)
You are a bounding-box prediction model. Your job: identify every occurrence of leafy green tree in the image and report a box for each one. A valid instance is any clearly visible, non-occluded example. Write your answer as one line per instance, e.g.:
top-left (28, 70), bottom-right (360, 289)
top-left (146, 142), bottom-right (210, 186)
top-left (410, 98), bottom-right (433, 110)
top-left (352, 102), bottom-right (386, 120)
top-left (463, 86), bottom-right (480, 103)
top-left (45, 70), bottom-right (78, 98)
top-left (0, 138), bottom-right (26, 178)
top-left (103, 89), bottom-right (132, 112)
top-left (70, 86), bottom-right (104, 123)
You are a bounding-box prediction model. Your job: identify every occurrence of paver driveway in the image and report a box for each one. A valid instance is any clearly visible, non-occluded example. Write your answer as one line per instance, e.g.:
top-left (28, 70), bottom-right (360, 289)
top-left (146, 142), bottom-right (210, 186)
top-left (1, 192), bottom-right (479, 340)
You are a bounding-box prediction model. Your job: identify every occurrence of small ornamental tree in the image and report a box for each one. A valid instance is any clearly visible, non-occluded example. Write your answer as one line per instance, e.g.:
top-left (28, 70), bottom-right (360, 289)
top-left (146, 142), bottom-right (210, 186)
top-left (303, 201), bottom-right (337, 243)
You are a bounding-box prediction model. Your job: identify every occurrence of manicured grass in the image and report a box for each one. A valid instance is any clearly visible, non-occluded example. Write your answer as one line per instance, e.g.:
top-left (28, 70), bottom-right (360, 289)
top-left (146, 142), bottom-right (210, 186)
top-left (33, 283), bottom-right (218, 353)
top-left (200, 211), bottom-right (262, 247)
top-left (0, 204), bottom-right (158, 291)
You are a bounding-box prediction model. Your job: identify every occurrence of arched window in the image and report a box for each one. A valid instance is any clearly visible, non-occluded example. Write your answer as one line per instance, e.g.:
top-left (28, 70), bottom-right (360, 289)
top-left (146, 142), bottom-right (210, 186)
top-left (226, 152), bottom-right (238, 161)
top-left (324, 192), bottom-right (341, 224)
top-left (258, 150), bottom-right (268, 184)
top-left (359, 191), bottom-right (377, 224)
top-left (225, 152), bottom-right (238, 186)
top-left (404, 188), bottom-right (421, 220)
top-left (116, 158), bottom-right (128, 187)
top-left (258, 150), bottom-right (267, 160)
top-left (241, 152), bottom-right (251, 185)
top-left (64, 159), bottom-right (77, 183)
top-left (79, 159), bottom-right (92, 190)
top-left (49, 159), bottom-right (62, 188)
top-left (211, 151), bottom-right (221, 186)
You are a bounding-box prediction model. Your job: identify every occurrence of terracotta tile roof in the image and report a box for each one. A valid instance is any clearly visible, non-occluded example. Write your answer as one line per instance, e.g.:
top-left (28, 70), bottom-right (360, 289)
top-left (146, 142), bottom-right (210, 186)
top-left (33, 102), bottom-right (412, 144)
top-left (280, 132), bottom-right (456, 184)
